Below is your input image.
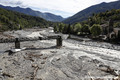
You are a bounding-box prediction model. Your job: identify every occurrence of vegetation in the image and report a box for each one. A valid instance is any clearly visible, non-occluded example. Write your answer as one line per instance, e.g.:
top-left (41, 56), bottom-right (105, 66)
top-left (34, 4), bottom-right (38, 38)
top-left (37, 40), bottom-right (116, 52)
top-left (0, 7), bottom-right (53, 31)
top-left (54, 9), bottom-right (120, 40)
top-left (54, 22), bottom-right (90, 36)
top-left (73, 23), bottom-right (82, 34)
top-left (81, 24), bottom-right (90, 34)
top-left (90, 24), bottom-right (102, 37)
top-left (88, 9), bottom-right (120, 27)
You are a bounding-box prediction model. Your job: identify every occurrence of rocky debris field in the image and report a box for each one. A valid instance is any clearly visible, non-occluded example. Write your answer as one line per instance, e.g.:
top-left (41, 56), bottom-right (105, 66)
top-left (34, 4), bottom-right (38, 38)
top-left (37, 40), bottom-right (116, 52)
top-left (69, 35), bottom-right (120, 51)
top-left (0, 28), bottom-right (120, 80)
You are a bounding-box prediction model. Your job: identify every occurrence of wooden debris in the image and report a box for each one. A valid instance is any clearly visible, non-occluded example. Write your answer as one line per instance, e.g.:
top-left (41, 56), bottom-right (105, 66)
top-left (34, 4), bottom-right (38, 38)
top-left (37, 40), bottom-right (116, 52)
top-left (32, 64), bottom-right (38, 68)
top-left (24, 56), bottom-right (34, 62)
top-left (43, 57), bottom-right (47, 60)
top-left (88, 72), bottom-right (94, 80)
top-left (36, 78), bottom-right (42, 80)
top-left (56, 58), bottom-right (61, 61)
top-left (2, 72), bottom-right (14, 78)
top-left (27, 53), bottom-right (43, 58)
top-left (41, 61), bottom-right (45, 64)
top-left (31, 64), bottom-right (39, 80)
top-left (113, 75), bottom-right (120, 80)
top-left (98, 65), bottom-right (118, 76)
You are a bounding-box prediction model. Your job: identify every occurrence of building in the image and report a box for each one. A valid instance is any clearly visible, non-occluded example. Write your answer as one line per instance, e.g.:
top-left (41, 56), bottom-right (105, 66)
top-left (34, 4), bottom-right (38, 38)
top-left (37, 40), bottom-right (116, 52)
top-left (100, 20), bottom-right (120, 40)
top-left (114, 28), bottom-right (120, 39)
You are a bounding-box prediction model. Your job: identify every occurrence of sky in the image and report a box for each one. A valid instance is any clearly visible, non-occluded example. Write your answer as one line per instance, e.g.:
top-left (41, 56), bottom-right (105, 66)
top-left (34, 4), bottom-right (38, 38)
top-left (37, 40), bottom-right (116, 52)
top-left (0, 0), bottom-right (118, 18)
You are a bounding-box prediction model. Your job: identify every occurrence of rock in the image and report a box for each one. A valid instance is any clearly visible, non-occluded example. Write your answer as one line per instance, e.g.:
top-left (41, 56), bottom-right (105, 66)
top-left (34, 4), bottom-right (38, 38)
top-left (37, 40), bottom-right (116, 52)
top-left (7, 78), bottom-right (14, 80)
top-left (41, 61), bottom-right (45, 64)
top-left (32, 64), bottom-right (38, 68)
top-left (0, 68), bottom-right (3, 75)
top-left (43, 57), bottom-right (48, 60)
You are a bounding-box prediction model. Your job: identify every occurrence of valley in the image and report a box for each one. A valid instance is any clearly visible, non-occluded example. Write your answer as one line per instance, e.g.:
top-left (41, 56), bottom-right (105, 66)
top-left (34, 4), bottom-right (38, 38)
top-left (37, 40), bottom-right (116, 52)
top-left (0, 0), bottom-right (120, 80)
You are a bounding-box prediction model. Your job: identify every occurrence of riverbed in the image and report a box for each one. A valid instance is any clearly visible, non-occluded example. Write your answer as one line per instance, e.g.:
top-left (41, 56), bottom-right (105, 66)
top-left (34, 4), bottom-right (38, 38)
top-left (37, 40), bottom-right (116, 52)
top-left (0, 28), bottom-right (120, 80)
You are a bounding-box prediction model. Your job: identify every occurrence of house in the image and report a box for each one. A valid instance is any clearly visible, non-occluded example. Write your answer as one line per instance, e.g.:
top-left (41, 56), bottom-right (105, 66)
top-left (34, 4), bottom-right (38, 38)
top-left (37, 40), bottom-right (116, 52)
top-left (114, 28), bottom-right (120, 39)
top-left (101, 24), bottom-right (108, 35)
top-left (100, 19), bottom-right (120, 40)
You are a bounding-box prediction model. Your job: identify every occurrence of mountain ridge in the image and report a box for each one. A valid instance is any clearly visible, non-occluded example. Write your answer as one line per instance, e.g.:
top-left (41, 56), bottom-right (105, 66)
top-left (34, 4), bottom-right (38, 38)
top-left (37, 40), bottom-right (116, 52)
top-left (0, 4), bottom-right (64, 22)
top-left (63, 0), bottom-right (120, 24)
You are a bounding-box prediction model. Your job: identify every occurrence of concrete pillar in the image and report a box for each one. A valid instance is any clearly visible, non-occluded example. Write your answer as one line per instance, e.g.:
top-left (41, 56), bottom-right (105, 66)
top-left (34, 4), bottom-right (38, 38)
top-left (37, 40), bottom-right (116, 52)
top-left (15, 38), bottom-right (20, 49)
top-left (56, 36), bottom-right (62, 47)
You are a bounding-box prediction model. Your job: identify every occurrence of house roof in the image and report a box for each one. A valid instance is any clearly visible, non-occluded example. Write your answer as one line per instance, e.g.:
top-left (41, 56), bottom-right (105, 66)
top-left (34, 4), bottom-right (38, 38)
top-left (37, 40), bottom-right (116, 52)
top-left (114, 28), bottom-right (120, 31)
top-left (101, 24), bottom-right (108, 27)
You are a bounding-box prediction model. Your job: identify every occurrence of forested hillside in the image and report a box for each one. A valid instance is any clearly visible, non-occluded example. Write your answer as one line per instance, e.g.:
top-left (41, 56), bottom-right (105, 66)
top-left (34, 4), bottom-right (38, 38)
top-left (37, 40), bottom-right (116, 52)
top-left (87, 9), bottom-right (120, 27)
top-left (0, 7), bottom-right (52, 31)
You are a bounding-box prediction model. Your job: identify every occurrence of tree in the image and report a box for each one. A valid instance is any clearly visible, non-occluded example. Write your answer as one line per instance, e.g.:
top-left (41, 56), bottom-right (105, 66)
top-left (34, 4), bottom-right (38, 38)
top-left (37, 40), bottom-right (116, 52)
top-left (81, 24), bottom-right (90, 34)
top-left (69, 25), bottom-right (74, 34)
top-left (58, 23), bottom-right (65, 32)
top-left (54, 25), bottom-right (58, 33)
top-left (67, 24), bottom-right (71, 34)
top-left (74, 23), bottom-right (82, 34)
top-left (114, 22), bottom-right (120, 28)
top-left (62, 24), bottom-right (68, 34)
top-left (90, 24), bottom-right (102, 37)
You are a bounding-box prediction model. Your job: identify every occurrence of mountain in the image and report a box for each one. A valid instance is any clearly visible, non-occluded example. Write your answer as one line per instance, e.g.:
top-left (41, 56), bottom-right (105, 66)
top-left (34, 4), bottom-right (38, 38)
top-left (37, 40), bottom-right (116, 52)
top-left (0, 7), bottom-right (51, 31)
top-left (63, 0), bottom-right (120, 24)
top-left (0, 4), bottom-right (64, 22)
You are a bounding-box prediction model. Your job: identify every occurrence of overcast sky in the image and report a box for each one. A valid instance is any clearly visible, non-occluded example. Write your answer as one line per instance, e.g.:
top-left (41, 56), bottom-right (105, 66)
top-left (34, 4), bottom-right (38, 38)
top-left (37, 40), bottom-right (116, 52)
top-left (0, 0), bottom-right (118, 18)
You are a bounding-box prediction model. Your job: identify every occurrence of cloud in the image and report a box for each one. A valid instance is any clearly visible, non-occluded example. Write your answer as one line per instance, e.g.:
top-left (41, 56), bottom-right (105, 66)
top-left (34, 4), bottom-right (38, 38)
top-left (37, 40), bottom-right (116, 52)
top-left (0, 0), bottom-right (118, 17)
top-left (0, 0), bottom-right (23, 6)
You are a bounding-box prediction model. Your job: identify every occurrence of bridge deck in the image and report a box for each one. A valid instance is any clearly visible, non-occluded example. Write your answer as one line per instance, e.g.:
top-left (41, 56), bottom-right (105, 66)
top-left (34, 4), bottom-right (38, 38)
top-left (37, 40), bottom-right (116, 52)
top-left (0, 35), bottom-right (62, 49)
